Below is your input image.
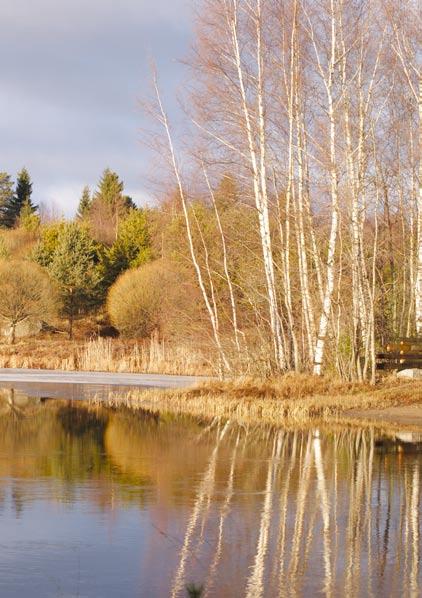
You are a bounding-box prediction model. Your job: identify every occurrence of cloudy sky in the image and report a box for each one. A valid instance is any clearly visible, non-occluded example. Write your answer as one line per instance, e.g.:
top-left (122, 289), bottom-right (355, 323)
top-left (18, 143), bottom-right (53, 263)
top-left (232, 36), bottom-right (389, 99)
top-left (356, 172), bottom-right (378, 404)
top-left (0, 0), bottom-right (192, 216)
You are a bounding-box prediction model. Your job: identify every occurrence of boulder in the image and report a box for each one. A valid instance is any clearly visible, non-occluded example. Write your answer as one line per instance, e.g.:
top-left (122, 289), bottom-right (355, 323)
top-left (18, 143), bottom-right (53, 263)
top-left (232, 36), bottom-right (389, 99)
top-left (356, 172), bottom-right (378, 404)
top-left (397, 368), bottom-right (422, 380)
top-left (0, 319), bottom-right (42, 340)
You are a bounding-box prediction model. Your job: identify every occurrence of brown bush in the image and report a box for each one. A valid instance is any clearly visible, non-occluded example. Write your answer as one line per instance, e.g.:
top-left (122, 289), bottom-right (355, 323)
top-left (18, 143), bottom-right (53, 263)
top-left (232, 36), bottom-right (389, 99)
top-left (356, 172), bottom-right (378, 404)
top-left (0, 260), bottom-right (58, 343)
top-left (107, 259), bottom-right (195, 339)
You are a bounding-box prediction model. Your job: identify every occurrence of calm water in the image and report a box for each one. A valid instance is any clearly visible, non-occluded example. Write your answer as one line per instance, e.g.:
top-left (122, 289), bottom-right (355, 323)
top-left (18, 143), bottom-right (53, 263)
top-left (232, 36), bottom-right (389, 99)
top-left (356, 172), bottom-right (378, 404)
top-left (0, 388), bottom-right (421, 597)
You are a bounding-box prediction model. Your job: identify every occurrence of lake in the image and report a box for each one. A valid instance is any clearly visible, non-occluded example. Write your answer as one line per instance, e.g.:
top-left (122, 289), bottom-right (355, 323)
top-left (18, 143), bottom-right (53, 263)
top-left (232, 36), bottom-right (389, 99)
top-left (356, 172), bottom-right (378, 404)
top-left (0, 387), bottom-right (421, 597)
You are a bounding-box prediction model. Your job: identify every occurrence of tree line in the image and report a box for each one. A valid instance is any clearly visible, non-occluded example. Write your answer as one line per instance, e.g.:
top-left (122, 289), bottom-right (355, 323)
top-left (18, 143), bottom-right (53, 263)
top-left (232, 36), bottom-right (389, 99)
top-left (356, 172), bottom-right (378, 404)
top-left (144, 0), bottom-right (422, 381)
top-left (0, 168), bottom-right (37, 229)
top-left (1, 0), bottom-right (420, 381)
top-left (0, 168), bottom-right (154, 342)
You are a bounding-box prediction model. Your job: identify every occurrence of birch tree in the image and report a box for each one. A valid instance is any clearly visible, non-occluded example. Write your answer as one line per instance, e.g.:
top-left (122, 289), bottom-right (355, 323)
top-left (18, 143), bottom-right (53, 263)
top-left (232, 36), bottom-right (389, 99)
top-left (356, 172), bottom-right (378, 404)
top-left (388, 0), bottom-right (422, 334)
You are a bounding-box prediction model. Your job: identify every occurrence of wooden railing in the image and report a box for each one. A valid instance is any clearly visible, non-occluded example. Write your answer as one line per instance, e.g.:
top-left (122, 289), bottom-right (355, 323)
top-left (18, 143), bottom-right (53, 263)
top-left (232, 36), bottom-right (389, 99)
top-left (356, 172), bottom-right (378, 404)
top-left (376, 338), bottom-right (422, 371)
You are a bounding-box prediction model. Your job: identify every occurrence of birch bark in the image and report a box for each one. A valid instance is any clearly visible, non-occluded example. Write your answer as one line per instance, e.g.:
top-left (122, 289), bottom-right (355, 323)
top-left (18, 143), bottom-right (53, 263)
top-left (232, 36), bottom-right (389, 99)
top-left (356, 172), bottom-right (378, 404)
top-left (311, 0), bottom-right (341, 375)
top-left (230, 0), bottom-right (286, 369)
top-left (153, 77), bottom-right (231, 374)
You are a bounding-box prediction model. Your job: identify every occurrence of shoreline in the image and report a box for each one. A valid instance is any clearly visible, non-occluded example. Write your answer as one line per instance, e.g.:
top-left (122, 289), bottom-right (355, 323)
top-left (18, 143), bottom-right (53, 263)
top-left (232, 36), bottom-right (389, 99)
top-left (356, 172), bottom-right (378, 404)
top-left (343, 403), bottom-right (422, 428)
top-left (1, 363), bottom-right (422, 430)
top-left (94, 376), bottom-right (422, 432)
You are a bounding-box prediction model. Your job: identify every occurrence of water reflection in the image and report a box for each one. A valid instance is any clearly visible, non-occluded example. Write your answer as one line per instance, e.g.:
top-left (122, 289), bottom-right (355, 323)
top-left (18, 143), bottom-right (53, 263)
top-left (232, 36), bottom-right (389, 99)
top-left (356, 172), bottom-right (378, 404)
top-left (0, 389), bottom-right (420, 597)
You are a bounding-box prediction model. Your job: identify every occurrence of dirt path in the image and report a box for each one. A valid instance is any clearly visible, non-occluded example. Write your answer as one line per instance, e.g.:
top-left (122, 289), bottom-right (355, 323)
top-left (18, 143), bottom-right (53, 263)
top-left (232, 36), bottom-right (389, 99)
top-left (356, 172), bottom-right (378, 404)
top-left (346, 403), bottom-right (422, 427)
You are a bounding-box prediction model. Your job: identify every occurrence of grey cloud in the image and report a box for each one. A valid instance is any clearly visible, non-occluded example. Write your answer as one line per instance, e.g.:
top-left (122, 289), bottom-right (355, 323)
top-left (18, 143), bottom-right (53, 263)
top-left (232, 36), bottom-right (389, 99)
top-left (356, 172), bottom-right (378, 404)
top-left (0, 0), bottom-right (192, 215)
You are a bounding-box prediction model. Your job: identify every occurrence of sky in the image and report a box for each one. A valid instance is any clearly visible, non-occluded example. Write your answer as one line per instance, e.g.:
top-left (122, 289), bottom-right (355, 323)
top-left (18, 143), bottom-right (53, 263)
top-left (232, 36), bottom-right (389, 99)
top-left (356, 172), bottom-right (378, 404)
top-left (0, 0), bottom-right (193, 216)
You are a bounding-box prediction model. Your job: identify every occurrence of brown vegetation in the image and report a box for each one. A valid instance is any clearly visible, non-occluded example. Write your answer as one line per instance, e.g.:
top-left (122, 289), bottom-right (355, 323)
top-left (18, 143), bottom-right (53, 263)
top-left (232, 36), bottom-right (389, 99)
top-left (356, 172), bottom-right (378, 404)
top-left (101, 374), bottom-right (422, 427)
top-left (0, 260), bottom-right (58, 344)
top-left (0, 334), bottom-right (212, 375)
top-left (107, 260), bottom-right (196, 339)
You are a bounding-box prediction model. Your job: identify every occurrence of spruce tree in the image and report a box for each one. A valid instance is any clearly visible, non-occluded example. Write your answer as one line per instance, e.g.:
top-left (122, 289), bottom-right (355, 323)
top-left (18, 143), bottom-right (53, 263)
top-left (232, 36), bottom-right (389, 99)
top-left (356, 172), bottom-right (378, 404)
top-left (90, 169), bottom-right (132, 244)
top-left (2, 168), bottom-right (36, 229)
top-left (76, 186), bottom-right (92, 220)
top-left (101, 209), bottom-right (152, 287)
top-left (36, 223), bottom-right (101, 338)
top-left (19, 199), bottom-right (40, 232)
top-left (94, 168), bottom-right (124, 205)
top-left (15, 168), bottom-right (34, 209)
top-left (124, 195), bottom-right (137, 210)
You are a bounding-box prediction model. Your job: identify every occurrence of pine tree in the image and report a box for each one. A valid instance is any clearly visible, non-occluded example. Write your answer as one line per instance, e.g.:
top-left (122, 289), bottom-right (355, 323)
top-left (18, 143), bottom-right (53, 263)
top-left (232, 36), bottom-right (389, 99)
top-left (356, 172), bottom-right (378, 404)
top-left (101, 209), bottom-right (152, 287)
top-left (76, 186), bottom-right (92, 220)
top-left (37, 223), bottom-right (101, 338)
top-left (90, 169), bottom-right (132, 244)
top-left (94, 168), bottom-right (124, 205)
top-left (2, 168), bottom-right (36, 229)
top-left (0, 173), bottom-right (14, 228)
top-left (19, 199), bottom-right (40, 232)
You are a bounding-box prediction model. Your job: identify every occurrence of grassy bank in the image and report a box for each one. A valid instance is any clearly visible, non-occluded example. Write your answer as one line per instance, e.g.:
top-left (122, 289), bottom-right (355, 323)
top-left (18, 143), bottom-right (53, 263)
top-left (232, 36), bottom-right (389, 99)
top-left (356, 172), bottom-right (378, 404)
top-left (96, 374), bottom-right (422, 428)
top-left (3, 333), bottom-right (422, 429)
top-left (0, 336), bottom-right (212, 376)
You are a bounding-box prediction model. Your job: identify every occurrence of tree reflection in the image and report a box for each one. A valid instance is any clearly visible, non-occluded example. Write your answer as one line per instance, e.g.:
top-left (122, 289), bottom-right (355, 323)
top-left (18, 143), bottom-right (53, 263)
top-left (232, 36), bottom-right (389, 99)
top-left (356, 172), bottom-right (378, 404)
top-left (167, 426), bottom-right (421, 597)
top-left (0, 392), bottom-right (420, 597)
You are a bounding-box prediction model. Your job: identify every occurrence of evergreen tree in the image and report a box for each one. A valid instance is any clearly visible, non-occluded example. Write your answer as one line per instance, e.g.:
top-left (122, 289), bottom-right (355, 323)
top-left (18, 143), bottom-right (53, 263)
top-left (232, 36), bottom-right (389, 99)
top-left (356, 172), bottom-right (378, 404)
top-left (214, 173), bottom-right (239, 210)
top-left (94, 168), bottom-right (124, 205)
top-left (124, 195), bottom-right (137, 210)
top-left (0, 173), bottom-right (14, 227)
top-left (2, 168), bottom-right (36, 229)
top-left (32, 222), bottom-right (66, 267)
top-left (76, 186), bottom-right (92, 220)
top-left (19, 199), bottom-right (40, 232)
top-left (15, 167), bottom-right (35, 209)
top-left (101, 209), bottom-right (152, 287)
top-left (90, 169), bottom-right (133, 244)
top-left (34, 223), bottom-right (101, 338)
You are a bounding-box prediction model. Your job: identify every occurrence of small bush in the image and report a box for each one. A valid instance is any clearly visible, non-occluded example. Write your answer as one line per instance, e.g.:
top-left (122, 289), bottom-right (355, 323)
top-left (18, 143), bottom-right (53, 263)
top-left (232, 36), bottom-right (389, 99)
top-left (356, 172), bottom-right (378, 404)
top-left (107, 260), bottom-right (182, 338)
top-left (0, 260), bottom-right (58, 343)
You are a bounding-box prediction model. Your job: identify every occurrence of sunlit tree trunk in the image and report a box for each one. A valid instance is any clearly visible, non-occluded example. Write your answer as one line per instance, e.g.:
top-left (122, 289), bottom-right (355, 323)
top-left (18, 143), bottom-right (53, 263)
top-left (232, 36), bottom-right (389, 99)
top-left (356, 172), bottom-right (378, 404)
top-left (153, 77), bottom-right (231, 375)
top-left (230, 0), bottom-right (286, 370)
top-left (416, 79), bottom-right (422, 335)
top-left (203, 166), bottom-right (242, 360)
top-left (311, 0), bottom-right (341, 376)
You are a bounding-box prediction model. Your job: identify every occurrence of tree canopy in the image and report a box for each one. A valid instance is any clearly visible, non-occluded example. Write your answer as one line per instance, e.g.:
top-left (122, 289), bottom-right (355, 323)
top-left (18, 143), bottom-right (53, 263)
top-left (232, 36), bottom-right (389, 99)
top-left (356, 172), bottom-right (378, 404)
top-left (33, 223), bottom-right (101, 338)
top-left (0, 260), bottom-right (57, 343)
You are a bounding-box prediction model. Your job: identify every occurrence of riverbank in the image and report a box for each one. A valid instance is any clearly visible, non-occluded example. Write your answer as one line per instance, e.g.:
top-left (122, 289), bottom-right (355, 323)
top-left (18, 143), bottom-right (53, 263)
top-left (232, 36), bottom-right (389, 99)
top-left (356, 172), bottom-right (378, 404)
top-left (2, 338), bottom-right (422, 429)
top-left (97, 374), bottom-right (422, 430)
top-left (0, 336), bottom-right (211, 376)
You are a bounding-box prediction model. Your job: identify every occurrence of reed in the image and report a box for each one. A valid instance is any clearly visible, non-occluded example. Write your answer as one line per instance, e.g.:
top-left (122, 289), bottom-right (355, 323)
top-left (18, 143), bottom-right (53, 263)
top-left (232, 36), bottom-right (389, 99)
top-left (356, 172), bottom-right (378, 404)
top-left (100, 375), bottom-right (422, 427)
top-left (76, 336), bottom-right (209, 375)
top-left (0, 336), bottom-right (211, 375)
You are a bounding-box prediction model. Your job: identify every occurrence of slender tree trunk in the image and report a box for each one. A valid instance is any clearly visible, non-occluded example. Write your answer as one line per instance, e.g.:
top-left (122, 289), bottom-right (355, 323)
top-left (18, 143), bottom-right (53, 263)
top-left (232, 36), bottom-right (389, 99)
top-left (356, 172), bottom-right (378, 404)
top-left (230, 1), bottom-right (286, 370)
top-left (153, 76), bottom-right (231, 374)
top-left (9, 323), bottom-right (16, 345)
top-left (68, 290), bottom-right (74, 340)
top-left (203, 165), bottom-right (242, 360)
top-left (415, 79), bottom-right (422, 335)
top-left (313, 1), bottom-right (340, 376)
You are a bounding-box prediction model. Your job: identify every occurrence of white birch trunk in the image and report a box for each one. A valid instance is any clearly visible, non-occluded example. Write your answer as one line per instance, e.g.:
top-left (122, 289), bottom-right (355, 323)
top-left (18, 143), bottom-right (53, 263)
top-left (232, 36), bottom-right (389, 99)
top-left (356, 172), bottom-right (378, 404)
top-left (416, 79), bottom-right (422, 335)
top-left (230, 0), bottom-right (286, 370)
top-left (153, 78), bottom-right (231, 374)
top-left (312, 1), bottom-right (340, 376)
top-left (203, 166), bottom-right (242, 358)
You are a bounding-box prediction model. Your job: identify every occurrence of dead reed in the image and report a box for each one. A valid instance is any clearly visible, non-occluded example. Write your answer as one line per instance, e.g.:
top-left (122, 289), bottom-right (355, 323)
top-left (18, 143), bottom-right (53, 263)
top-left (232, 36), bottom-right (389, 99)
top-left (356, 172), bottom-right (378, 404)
top-left (99, 374), bottom-right (422, 427)
top-left (0, 336), bottom-right (211, 375)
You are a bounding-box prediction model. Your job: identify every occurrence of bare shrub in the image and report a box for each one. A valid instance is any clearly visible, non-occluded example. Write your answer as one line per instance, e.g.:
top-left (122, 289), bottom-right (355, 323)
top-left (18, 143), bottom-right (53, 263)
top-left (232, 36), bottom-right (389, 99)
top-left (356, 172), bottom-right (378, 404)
top-left (0, 260), bottom-right (58, 343)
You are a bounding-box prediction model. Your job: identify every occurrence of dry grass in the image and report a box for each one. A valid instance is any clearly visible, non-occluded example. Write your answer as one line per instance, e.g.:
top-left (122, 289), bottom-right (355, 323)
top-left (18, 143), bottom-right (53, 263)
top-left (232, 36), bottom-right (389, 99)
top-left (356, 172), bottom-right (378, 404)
top-left (0, 336), bottom-right (212, 375)
top-left (99, 374), bottom-right (422, 427)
